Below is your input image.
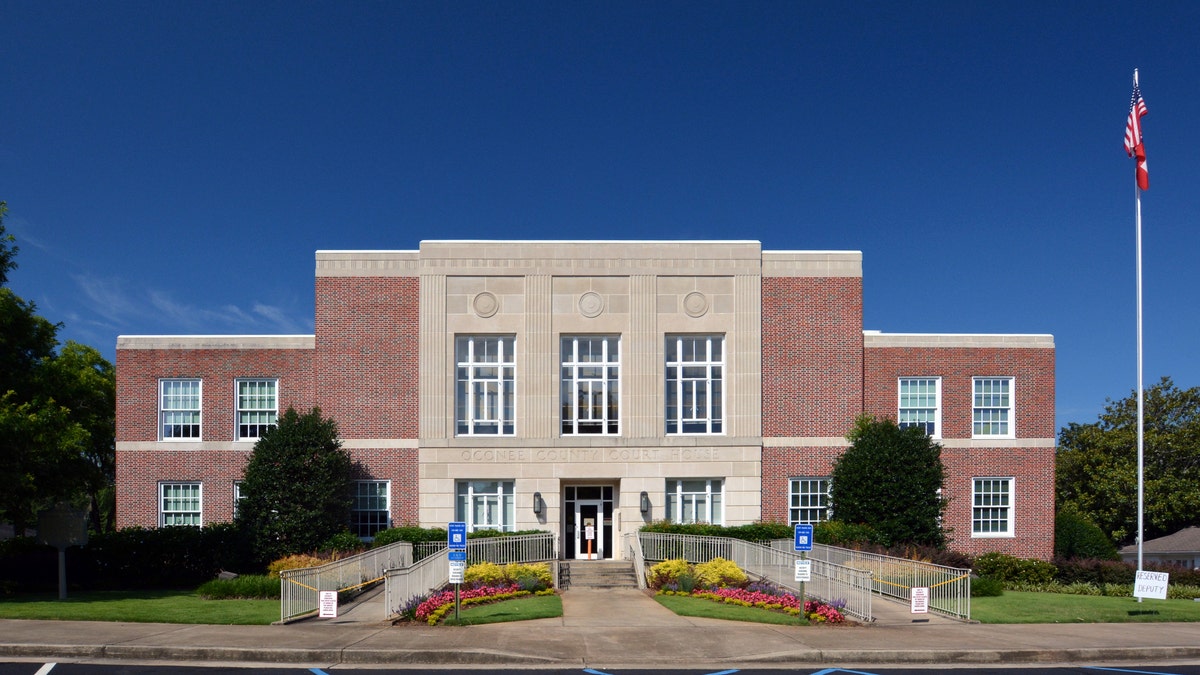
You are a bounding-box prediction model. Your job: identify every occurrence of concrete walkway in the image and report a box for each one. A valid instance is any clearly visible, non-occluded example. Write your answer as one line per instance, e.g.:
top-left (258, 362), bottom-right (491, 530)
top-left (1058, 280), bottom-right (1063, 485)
top-left (1, 586), bottom-right (1198, 668)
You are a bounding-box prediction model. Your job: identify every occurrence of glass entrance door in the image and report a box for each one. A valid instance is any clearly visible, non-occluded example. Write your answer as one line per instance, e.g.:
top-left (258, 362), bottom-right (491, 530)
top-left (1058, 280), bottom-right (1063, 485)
top-left (563, 484), bottom-right (614, 559)
top-left (574, 500), bottom-right (603, 560)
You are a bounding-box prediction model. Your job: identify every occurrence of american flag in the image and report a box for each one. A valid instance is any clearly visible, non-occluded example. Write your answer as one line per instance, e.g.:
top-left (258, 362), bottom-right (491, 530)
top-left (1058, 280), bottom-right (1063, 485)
top-left (1125, 71), bottom-right (1149, 190)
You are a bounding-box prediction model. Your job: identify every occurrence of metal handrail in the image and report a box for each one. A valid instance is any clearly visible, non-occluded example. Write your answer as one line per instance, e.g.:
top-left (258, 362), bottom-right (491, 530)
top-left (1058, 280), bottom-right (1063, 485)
top-left (279, 540), bottom-right (412, 623)
top-left (638, 532), bottom-right (875, 622)
top-left (768, 539), bottom-right (971, 620)
top-left (382, 531), bottom-right (558, 620)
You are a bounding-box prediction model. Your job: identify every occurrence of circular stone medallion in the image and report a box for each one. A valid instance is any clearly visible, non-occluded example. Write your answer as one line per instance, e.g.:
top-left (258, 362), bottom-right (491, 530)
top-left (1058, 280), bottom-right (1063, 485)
top-left (472, 292), bottom-right (499, 318)
top-left (683, 291), bottom-right (709, 318)
top-left (579, 291), bottom-right (604, 318)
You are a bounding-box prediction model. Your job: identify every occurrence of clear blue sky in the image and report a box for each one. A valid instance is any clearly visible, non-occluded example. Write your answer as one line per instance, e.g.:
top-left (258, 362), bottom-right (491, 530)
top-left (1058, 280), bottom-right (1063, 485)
top-left (3, 1), bottom-right (1197, 433)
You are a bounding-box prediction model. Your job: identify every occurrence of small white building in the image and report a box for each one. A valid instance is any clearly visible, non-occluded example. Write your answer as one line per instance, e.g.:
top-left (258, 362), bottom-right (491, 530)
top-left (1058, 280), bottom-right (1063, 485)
top-left (1121, 527), bottom-right (1200, 569)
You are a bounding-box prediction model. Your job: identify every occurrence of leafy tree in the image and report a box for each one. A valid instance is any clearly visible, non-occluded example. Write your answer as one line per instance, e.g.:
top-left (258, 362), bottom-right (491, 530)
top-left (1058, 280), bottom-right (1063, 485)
top-left (0, 201), bottom-right (16, 285)
top-left (236, 407), bottom-right (354, 564)
top-left (829, 415), bottom-right (947, 547)
top-left (0, 202), bottom-right (116, 534)
top-left (1056, 377), bottom-right (1200, 545)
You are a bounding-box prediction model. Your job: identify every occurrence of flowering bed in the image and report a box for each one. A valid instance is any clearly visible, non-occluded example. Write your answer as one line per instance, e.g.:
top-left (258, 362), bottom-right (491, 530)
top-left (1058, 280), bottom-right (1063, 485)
top-left (659, 586), bottom-right (847, 624)
top-left (409, 584), bottom-right (557, 625)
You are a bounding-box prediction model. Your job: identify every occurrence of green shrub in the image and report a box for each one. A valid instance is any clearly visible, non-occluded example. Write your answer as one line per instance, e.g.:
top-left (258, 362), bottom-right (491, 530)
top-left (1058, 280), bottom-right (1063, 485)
top-left (196, 574), bottom-right (281, 599)
top-left (814, 519), bottom-right (881, 547)
top-left (371, 526), bottom-right (447, 547)
top-left (970, 576), bottom-right (1004, 597)
top-left (320, 530), bottom-right (366, 555)
top-left (973, 552), bottom-right (1056, 584)
top-left (694, 557), bottom-right (747, 588)
top-left (78, 523), bottom-right (255, 590)
top-left (1054, 509), bottom-right (1119, 560)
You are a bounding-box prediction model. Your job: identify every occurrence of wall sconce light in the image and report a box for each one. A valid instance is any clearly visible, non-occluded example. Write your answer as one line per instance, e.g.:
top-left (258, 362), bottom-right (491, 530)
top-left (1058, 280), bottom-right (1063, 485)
top-left (639, 491), bottom-right (650, 514)
top-left (533, 492), bottom-right (544, 516)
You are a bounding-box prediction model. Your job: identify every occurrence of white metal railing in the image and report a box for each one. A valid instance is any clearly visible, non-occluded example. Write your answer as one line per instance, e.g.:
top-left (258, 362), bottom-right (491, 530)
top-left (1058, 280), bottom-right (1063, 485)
top-left (280, 540), bottom-right (412, 623)
top-left (637, 532), bottom-right (875, 622)
top-left (623, 532), bottom-right (648, 589)
top-left (382, 531), bottom-right (558, 620)
top-left (769, 539), bottom-right (972, 621)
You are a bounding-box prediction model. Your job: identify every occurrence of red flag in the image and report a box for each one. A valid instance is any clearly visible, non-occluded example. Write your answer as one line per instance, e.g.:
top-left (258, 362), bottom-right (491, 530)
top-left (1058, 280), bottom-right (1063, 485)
top-left (1125, 71), bottom-right (1149, 190)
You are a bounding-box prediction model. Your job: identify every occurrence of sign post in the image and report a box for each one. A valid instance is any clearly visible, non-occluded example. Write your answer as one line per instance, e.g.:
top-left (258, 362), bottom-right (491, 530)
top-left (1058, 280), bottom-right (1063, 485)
top-left (448, 521), bottom-right (467, 621)
top-left (38, 503), bottom-right (89, 600)
top-left (793, 523), bottom-right (813, 608)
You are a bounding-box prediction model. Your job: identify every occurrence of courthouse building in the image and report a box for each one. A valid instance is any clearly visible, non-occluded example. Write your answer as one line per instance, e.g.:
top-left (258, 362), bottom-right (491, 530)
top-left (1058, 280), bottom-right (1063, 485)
top-left (115, 241), bottom-right (1056, 560)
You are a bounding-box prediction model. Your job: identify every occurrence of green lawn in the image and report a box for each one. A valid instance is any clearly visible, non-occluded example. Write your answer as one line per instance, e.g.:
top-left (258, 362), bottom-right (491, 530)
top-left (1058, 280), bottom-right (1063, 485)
top-left (655, 593), bottom-right (810, 625)
top-left (971, 591), bottom-right (1200, 624)
top-left (441, 594), bottom-right (563, 625)
top-left (0, 589), bottom-right (279, 624)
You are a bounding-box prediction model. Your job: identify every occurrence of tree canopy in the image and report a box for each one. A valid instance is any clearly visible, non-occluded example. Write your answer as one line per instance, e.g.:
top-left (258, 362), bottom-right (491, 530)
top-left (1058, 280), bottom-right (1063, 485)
top-left (0, 201), bottom-right (116, 534)
top-left (829, 415), bottom-right (947, 547)
top-left (1056, 376), bottom-right (1200, 545)
top-left (235, 407), bottom-right (355, 564)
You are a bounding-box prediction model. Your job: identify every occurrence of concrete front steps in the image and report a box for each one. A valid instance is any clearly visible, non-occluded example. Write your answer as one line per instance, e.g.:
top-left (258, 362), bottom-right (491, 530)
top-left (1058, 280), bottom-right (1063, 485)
top-left (559, 559), bottom-right (638, 589)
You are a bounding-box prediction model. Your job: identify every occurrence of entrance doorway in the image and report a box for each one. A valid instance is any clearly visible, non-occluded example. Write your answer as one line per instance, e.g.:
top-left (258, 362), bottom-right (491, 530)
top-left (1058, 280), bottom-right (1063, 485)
top-left (563, 485), bottom-right (614, 559)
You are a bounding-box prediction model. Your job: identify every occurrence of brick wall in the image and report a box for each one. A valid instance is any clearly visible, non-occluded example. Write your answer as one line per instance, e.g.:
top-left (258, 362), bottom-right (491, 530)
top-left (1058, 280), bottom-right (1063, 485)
top-left (314, 276), bottom-right (419, 439)
top-left (862, 346), bottom-right (1056, 440)
top-left (114, 346), bottom-right (315, 528)
top-left (761, 276), bottom-right (863, 437)
top-left (760, 446), bottom-right (842, 523)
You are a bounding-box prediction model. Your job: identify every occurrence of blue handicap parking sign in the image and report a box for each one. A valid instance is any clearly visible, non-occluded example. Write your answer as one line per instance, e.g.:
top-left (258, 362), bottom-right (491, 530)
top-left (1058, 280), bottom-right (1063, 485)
top-left (448, 521), bottom-right (467, 550)
top-left (794, 523), bottom-right (813, 552)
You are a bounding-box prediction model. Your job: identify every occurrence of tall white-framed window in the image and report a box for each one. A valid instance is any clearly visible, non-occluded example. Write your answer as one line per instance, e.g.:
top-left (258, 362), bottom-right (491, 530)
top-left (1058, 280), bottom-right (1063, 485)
top-left (789, 477), bottom-right (831, 525)
top-left (972, 477), bottom-right (1014, 536)
top-left (160, 482), bottom-right (202, 527)
top-left (236, 378), bottom-right (278, 440)
top-left (351, 480), bottom-right (391, 539)
top-left (455, 480), bottom-right (515, 532)
top-left (160, 379), bottom-right (201, 440)
top-left (665, 335), bottom-right (724, 435)
top-left (456, 336), bottom-right (516, 436)
top-left (665, 479), bottom-right (724, 524)
top-left (973, 377), bottom-right (1014, 438)
top-left (561, 336), bottom-right (620, 435)
top-left (898, 377), bottom-right (941, 437)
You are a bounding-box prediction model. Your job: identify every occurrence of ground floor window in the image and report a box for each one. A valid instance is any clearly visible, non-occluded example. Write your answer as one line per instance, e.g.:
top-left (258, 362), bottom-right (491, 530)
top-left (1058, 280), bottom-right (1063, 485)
top-left (789, 477), bottom-right (830, 525)
top-left (665, 478), bottom-right (723, 525)
top-left (351, 480), bottom-right (391, 539)
top-left (232, 480), bottom-right (244, 519)
top-left (456, 480), bottom-right (515, 532)
top-left (160, 482), bottom-right (202, 527)
top-left (972, 477), bottom-right (1013, 536)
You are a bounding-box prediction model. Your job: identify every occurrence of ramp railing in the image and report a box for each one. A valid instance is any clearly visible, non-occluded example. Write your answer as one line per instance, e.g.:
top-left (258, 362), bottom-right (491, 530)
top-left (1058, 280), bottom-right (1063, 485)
top-left (280, 540), bottom-right (412, 623)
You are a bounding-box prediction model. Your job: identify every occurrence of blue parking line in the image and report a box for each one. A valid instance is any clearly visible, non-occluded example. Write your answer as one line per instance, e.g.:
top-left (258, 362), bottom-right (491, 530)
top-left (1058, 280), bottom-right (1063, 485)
top-left (810, 669), bottom-right (883, 675)
top-left (706, 670), bottom-right (740, 675)
top-left (583, 670), bottom-right (613, 675)
top-left (309, 669), bottom-right (329, 675)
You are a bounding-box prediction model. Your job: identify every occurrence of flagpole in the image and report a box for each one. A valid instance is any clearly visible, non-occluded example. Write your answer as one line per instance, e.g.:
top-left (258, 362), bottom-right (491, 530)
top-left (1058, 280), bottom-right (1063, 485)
top-left (1136, 179), bottom-right (1144, 581)
top-left (1131, 68), bottom-right (1145, 586)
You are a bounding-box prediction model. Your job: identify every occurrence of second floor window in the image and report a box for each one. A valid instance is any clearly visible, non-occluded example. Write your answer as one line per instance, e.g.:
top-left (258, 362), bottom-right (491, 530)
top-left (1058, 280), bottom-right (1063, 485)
top-left (898, 377), bottom-right (940, 437)
top-left (665, 335), bottom-right (724, 434)
top-left (973, 377), bottom-right (1013, 437)
top-left (456, 336), bottom-right (516, 436)
top-left (160, 379), bottom-right (201, 440)
top-left (237, 379), bottom-right (278, 440)
top-left (561, 336), bottom-right (620, 435)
